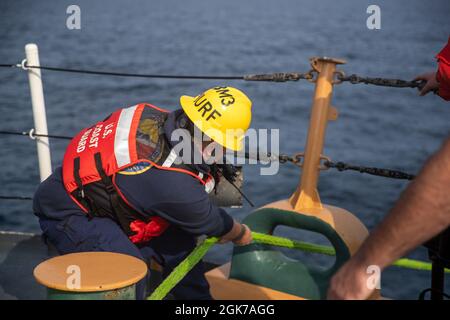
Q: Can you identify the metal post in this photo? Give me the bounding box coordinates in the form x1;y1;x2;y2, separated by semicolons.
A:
25;43;52;181
430;259;444;300
426;227;450;300
289;57;345;211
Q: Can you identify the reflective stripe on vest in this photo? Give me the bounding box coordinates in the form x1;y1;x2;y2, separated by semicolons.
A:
114;104;138;167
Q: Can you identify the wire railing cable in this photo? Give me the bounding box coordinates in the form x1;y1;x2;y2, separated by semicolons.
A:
0;195;33;201
27;65;245;80
1;129;417;182
0;62;427;88
0;64;17;68
0;130;416;181
0;131;415;205
1;63;313;82
0;130;72;140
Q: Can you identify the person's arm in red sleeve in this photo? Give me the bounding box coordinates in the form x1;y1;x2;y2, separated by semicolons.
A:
435;37;450;100
414;37;450;100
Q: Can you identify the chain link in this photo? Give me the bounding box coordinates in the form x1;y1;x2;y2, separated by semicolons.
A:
304;69;318;83
243;71;316;82
276;153;304;167
336;72;426;90
324;160;415;180
246;151;415;180
333;70;346;84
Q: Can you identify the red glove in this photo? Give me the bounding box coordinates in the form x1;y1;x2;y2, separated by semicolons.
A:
129;216;169;244
436;37;450;101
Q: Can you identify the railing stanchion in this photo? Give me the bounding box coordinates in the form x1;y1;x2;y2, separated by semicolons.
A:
25;43;52;181
289;57;345;211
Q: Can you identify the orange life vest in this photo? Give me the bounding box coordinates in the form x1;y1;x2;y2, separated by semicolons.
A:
62;103;214;244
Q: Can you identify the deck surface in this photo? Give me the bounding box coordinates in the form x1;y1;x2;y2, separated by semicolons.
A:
0;231;55;299
0;231;217;300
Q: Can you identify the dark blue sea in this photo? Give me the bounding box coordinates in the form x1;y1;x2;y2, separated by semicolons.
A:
0;0;449;299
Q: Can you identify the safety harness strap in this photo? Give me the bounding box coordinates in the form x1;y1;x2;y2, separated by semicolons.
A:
73;157;84;198
73;157;98;219
93;152;134;235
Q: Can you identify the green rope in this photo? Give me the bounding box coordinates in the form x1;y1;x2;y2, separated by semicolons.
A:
147;232;449;300
251;232;336;255
148;237;219;300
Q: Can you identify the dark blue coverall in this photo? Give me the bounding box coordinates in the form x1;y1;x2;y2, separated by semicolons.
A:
33;109;234;300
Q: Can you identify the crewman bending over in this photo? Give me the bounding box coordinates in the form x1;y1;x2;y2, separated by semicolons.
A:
33;86;253;299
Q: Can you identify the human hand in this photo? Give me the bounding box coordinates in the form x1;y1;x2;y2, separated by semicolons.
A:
232;224;252;246
327;259;377;300
414;71;439;96
218;221;252;246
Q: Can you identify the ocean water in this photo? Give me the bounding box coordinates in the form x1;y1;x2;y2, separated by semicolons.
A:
0;0;449;299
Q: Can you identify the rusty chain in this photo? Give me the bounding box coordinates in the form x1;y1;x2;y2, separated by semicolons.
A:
323;160;415;180
243;70;317;82
243;151;415;180
334;72;427;90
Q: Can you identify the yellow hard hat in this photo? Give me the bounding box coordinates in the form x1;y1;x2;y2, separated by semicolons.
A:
180;86;252;151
